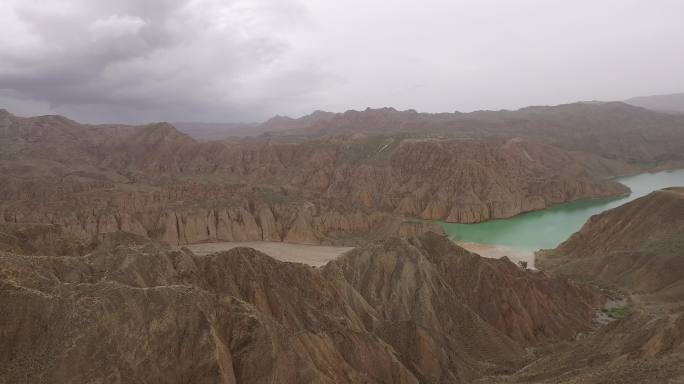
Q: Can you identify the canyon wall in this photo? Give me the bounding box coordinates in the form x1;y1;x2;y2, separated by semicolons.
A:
0;108;647;245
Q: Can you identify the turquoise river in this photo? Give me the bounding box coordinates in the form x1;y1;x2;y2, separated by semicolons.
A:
440;169;684;252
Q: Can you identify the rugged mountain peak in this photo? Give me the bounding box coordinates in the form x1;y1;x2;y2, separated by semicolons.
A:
326;232;603;345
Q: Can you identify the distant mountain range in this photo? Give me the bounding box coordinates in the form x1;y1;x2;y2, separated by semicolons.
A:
173;110;336;140
625;92;684;114
174;96;684;141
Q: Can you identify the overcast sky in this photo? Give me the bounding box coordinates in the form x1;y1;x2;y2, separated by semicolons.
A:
1;0;683;123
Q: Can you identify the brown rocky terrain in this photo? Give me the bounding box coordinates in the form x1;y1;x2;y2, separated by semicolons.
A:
479;187;684;383
2;105;663;247
324;233;603;347
538;187;684;299
246;102;684;168
3;197;684;383
0;223;86;256
0;230;606;383
477;307;684;384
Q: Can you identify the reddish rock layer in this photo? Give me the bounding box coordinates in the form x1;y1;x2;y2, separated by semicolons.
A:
0;108;640;245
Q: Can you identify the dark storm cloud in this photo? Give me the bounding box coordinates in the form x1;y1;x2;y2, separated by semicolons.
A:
1;0;684;123
0;0;330;122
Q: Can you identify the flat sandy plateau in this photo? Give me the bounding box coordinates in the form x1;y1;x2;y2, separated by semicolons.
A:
455;241;536;269
185;241;354;267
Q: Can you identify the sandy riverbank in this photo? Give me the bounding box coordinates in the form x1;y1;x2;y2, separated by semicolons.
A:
185;241;354;267
454;241;536;269
186;239;535;269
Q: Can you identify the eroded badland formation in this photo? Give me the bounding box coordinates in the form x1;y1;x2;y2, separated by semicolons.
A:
2;102;684;383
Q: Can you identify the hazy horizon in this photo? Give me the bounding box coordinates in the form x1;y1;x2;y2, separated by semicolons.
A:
3;98;668;126
1;0;683;124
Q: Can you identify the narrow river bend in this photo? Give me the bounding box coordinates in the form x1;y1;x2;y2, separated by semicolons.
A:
441;169;684;252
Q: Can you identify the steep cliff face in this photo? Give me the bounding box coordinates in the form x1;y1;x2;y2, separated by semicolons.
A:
0;186;445;246
0;230;606;383
0;108;641;245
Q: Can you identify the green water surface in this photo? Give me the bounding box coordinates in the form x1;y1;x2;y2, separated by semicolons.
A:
440;169;684;251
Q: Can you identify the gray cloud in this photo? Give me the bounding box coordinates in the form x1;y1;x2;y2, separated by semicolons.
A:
1;0;683;123
0;0;330;122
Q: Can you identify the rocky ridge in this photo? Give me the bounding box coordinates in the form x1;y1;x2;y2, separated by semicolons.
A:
237;102;684;168
0;230;603;383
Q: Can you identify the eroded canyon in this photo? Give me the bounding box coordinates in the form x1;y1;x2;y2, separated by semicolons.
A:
2;103;684;383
